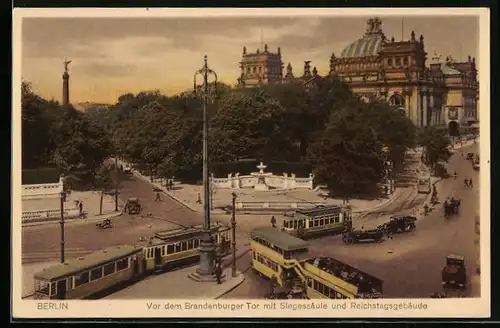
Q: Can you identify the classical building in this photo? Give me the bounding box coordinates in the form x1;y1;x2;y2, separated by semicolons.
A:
237;17;479;132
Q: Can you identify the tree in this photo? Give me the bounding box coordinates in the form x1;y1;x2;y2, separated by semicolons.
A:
362;101;417;168
307;103;384;197
210;90;295;163
418;126;452;175
51;107;112;190
94;166;114;215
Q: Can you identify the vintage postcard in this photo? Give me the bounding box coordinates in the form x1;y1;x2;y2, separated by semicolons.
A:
12;7;490;319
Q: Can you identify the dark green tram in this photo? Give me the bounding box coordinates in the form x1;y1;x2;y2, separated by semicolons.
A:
33;223;232;300
33;245;144;300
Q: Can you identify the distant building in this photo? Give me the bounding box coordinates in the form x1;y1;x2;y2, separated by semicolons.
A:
236;17;479;132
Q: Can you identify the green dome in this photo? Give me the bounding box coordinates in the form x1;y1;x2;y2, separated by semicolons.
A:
340;35;384;58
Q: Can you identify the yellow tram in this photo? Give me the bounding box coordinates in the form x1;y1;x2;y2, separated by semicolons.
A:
282;205;352;239
33;223;232;300
250;227;383;299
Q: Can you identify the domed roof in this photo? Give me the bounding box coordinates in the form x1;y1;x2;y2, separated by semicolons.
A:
339;17;385;58
340;35;384;58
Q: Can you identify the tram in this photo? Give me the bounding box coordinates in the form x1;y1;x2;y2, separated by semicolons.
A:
33;223;232;300
281;205;352;239
417;174;432;194
249;227;384;299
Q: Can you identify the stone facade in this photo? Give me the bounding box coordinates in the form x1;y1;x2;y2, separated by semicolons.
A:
237;17;479;131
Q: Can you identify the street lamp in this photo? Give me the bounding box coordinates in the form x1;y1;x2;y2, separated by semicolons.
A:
114;156;119;212
59;191;66;263
231;192;237;278
191;55;218;280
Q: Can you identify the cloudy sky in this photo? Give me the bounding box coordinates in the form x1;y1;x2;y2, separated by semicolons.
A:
20;13;480;104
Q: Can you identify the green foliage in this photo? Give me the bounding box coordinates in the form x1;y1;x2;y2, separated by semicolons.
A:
21;82;112;190
94;165;114;191
417;126;452;173
306;102;384;197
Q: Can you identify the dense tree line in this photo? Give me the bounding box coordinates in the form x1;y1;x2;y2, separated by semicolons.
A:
97;77;422;196
24;75;452;197
22;81;112;190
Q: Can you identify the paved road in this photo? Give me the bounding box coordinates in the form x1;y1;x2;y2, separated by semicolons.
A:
21;171;206;262
223;144;480;299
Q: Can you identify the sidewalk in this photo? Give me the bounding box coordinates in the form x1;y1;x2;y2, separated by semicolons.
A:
22;190;121;227
22;211;123;228
104;266;245;300
127;160;404;216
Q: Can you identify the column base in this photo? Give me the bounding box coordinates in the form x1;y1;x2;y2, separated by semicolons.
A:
188;271;226;283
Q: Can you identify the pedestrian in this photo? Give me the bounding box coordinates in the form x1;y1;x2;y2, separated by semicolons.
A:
214;265;223;285
424;204;429;216
271;216;277;228
469;178;473;188
196;193;202;204
464;178;469;187
155;192;161;202
384;185;389;195
169;179;174;190
453;171;457;179
79;201;83;214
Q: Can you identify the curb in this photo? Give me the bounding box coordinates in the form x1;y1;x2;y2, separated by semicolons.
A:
352;187;406;215
22;211;123;228
214;273;246;300
130;170;197;213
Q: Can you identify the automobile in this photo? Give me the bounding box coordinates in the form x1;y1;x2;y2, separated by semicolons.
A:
466;153;474;161
342;228;385;245
442;254;467;289
472;159;480;170
444;198;461;217
124;197;142;215
380;215;417;234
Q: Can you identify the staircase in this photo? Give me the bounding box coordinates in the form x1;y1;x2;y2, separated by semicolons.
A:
394;149;426;188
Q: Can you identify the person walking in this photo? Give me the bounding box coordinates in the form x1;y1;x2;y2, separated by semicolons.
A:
79;201;83;215
424;204;429;216
469;178;473;188
155;191;161;202
214;264;223;285
196;193;202;204
271;216;277;228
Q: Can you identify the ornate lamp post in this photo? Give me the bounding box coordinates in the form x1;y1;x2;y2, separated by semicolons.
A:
190;55;218;281
114;156;119;212
59;191;66;263
231;192;237;278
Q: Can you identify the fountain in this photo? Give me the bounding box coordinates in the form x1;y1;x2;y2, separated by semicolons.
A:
250;162;273;191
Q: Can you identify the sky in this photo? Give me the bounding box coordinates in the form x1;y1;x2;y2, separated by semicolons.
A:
20;13;480;104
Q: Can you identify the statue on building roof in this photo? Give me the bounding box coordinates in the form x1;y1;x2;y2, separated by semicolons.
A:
432;51;442;63
411;30;416;41
243;46;246;54
391;36;395;43
264;44;268;52
365;17;383;35
419;34;424;43
63;59;72;72
287;63;293;73
313;67;318;76
278;47;281;55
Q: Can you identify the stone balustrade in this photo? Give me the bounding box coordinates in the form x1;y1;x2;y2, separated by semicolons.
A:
22;207;81;223
211;172;314;191
22;178;64;200
233;201;325;211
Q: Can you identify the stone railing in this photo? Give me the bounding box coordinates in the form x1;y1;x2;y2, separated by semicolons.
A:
232;201;325;212
211;172;314;191
22;178;64;200
22;207;81;223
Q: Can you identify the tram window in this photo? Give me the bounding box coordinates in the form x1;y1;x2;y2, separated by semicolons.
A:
319;219;324;226
166;244;174;254
283;251;291;259
74;271;90;287
36;280;50;295
283;221;288;228
103;262;115;276
188;240;193;249
334;214;340;223
194;239;200;248
90;267;103;281
175;243;182;253
252;251;256;260
116;258;129;271
50;282;56;296
66;277;74;290
314;220;319;227
313;280;319;291
161;246;166;256
307;279;312;287
181;242;187;252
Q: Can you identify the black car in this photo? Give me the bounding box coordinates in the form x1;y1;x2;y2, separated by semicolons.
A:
342;228;385;244
379;215;417;234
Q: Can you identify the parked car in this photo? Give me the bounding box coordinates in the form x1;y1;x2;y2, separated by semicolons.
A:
380;215;417;234
342;228;385;244
442;254;467;289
